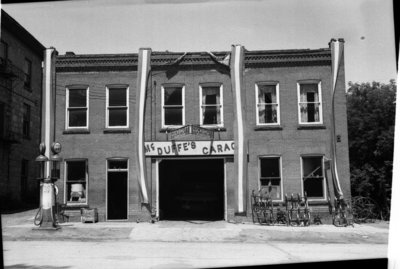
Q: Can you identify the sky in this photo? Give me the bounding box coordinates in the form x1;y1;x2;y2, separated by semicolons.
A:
1;0;397;85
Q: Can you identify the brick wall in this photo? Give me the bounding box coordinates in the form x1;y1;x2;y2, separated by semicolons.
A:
55;50;351;222
0;28;43;204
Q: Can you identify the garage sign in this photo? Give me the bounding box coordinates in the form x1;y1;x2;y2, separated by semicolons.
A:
144;140;235;156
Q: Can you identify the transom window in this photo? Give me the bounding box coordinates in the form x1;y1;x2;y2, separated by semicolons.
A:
301;156;325;200
162;85;185;127
298;82;322;124
106;86;129;128
200;84;223;126
66;87;89;129
65;159;88;204
259;157;282;200
256;83;280;125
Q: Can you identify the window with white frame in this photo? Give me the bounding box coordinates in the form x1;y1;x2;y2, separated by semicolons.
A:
200;84;223;126
298;82;322;124
162;85;184;127
106;86;129;128
65;159;88;204
66;87;88;129
301;156;325;199
256;83;279;125
259;157;282;200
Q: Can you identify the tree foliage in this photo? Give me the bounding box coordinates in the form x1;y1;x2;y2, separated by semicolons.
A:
347;80;396;219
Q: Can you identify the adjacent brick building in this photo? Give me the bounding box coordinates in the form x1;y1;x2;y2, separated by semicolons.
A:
54;41;350;222
0;10;45;206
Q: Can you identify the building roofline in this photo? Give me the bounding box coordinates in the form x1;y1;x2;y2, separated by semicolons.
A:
56;47;331;72
1;9;46;58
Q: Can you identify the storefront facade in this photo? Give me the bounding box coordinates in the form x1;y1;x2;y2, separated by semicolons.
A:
53;40;350;222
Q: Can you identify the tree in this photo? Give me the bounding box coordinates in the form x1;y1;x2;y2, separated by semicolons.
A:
347;80;396;220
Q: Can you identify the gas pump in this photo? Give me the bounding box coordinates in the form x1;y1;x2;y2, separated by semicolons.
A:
34;142;62;230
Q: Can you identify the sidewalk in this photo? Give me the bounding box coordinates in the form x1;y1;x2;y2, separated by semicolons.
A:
1;208;390;244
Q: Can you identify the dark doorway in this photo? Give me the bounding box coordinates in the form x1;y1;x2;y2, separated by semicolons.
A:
107;160;128;220
159;159;224;220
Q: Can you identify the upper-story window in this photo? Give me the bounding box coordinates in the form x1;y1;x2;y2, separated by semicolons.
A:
0;41;8;61
297;82;323;124
24;58;32;90
22;103;31;138
256;83;280;125
106;86;129;128
162;85;185;128
66;87;89;129
200;84;223;127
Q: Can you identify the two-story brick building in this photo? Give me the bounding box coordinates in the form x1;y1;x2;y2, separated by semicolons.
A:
52;40;350;222
0;10;45;206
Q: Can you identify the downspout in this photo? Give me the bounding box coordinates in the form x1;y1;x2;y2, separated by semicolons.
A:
329;39;345;200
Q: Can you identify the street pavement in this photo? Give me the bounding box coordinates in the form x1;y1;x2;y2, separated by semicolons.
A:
1;209;389;269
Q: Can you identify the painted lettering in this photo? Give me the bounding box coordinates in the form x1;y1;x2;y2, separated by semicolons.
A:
217;144;223;153
210;146;217;154
202;147;208;155
224;143;230;152
191;142;196;149
157;148;163;155
164;146;171;154
145;144;152;153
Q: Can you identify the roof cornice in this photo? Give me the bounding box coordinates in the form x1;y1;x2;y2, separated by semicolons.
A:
56;48;332;72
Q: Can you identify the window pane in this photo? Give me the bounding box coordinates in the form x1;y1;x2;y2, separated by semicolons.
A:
202;87;220;105
164;87;182;105
69;109;87;127
67;161;86;181
303;157;323;177
300;103;320;123
165;108;182;125
67;182;86;202
258;85;276;104
69;89;87;107
304;177;324;197
109;88;126;106
23;104;30;136
109;108;127;126
260;158;280;178
300;84;318;102
258;104;278;124
1;41;8;60
108;160;128;169
202;106;221;125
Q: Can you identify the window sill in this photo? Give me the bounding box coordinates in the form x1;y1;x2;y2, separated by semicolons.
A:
200;126;226;132
63;129;90;134
160;127;226;133
103;128;131;134
159;127;183;132
307;200;329;206
64;204;89;209
254;126;283;131
297;125;326;130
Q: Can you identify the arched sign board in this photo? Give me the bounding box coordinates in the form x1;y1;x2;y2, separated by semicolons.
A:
144;140;235;156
